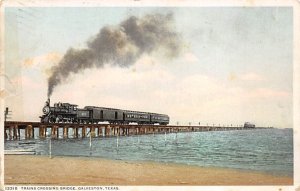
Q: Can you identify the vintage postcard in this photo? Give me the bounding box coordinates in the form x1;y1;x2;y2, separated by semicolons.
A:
0;0;299;190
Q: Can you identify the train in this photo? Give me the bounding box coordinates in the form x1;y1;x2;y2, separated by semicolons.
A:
40;99;169;125
244;122;255;128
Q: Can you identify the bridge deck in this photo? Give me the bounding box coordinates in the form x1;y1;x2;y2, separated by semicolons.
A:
4;121;252;140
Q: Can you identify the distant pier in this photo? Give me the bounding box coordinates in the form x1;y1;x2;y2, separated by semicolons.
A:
4;121;260;140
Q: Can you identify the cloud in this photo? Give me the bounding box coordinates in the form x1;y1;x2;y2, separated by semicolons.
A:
246;88;290;99
46;64;291;127
182;52;199;63
15;54;292;128
22;52;63;76
239;72;265;81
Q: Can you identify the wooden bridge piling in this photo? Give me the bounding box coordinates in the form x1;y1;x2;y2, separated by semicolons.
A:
25;125;34;139
91;126;96;137
82;126;86;138
9;126;13;140
106;127;110;136
97;127;101;137
5;129;8;140
40;125;46;138
13;125;17;139
63;126;68;138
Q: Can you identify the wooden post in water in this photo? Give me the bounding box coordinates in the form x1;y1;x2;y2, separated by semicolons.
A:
26;125;30;139
106;126;110;136
75;127;78;138
39;126;42;137
24;126;28;139
98;127;101;137
55;126;59;138
29;125;32;139
31;126;35;139
51;126;55;138
63;126;68;138
55;126;59;139
103;127;106;137
72;127;75;138
43;127;47;137
4;128;8;140
82;126;86;138
26;125;33;139
91;126;95;137
17;127;20;139
9;126;13;140
39;126;43;138
13;125;18;140
43;126;48;137
44;126;47;137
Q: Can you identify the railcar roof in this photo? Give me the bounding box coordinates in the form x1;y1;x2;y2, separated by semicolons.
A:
54;102;78;107
84;106;168;116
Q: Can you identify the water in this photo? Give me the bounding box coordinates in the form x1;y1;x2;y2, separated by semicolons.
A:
5;128;293;177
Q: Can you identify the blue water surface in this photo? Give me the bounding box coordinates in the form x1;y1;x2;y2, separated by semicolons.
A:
5;128;293;177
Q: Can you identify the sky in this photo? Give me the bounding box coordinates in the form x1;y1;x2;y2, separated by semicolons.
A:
2;7;293;128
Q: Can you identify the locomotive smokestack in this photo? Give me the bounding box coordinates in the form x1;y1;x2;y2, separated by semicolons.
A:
47;12;182;97
45;98;50;106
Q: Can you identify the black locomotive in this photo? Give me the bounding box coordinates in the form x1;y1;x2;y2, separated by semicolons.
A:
40;99;169;125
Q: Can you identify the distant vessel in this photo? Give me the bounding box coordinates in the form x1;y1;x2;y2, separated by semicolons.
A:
244;122;255;128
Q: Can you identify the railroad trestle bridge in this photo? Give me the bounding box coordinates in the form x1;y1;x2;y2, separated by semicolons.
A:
4;121;247;140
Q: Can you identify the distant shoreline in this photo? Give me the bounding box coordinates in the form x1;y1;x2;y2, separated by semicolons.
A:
4;155;293;185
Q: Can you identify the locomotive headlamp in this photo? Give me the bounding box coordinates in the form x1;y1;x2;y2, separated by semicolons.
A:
43;106;50;114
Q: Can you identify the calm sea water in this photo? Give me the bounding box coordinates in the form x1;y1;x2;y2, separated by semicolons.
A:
5;128;293;177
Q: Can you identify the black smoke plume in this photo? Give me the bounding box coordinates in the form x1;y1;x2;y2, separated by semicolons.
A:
47;13;182;97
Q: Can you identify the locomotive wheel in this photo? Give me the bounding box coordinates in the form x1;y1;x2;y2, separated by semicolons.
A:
49;117;55;123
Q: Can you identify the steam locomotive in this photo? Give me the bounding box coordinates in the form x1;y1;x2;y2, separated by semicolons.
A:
40;99;169;125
